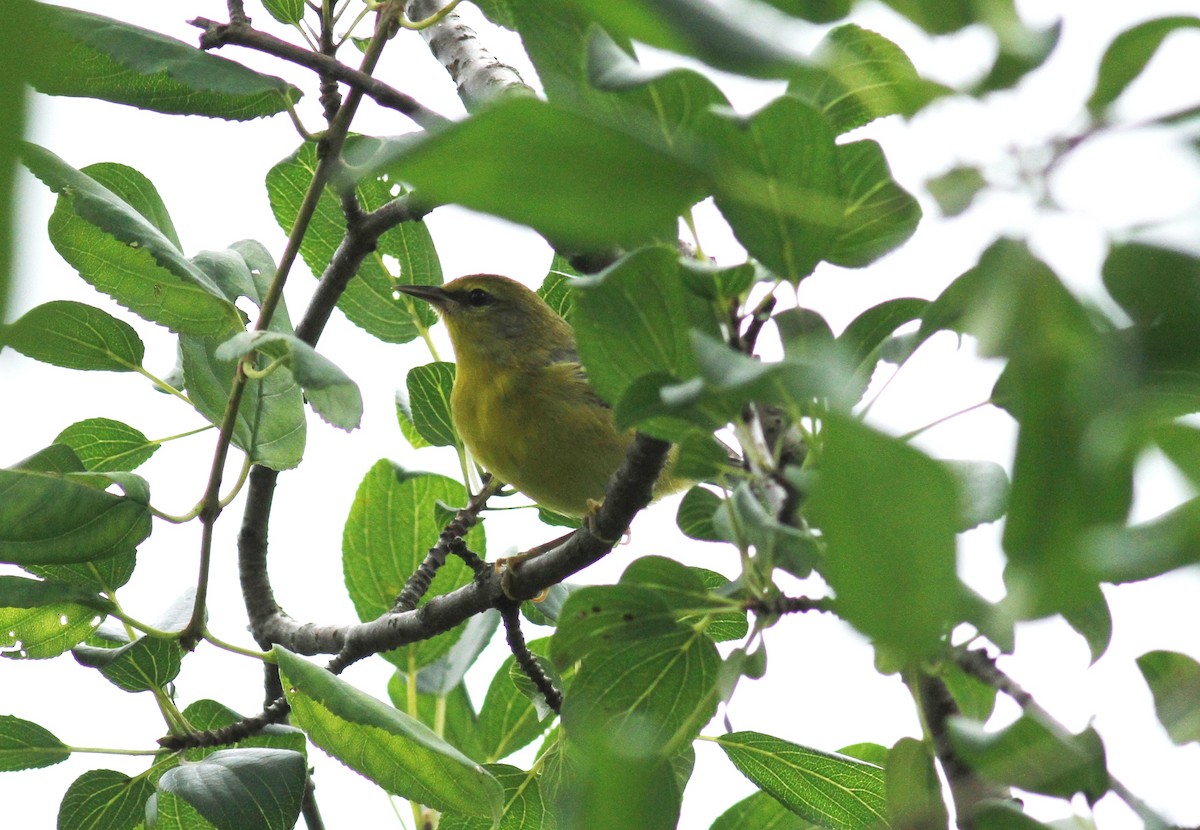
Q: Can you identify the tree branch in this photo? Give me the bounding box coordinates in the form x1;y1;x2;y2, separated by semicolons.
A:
911;671;1003;829
188;17;450;130
499;599;563;713
333;433;670;665
406;0;533;111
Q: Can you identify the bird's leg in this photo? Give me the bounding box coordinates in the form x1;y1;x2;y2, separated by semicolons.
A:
496;530;574;602
493;531;575;574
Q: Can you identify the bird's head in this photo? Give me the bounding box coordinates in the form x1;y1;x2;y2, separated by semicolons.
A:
396;274;575;368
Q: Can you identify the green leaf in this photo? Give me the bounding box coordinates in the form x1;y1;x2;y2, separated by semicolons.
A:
709;96;840;283
11;443;85;475
500;0;601;107
216;330;363;431
944;460;1009;531
22;145;244;338
807;415;959;657
679;259;758;304
27;2;301;119
1137;650;1200;745
277;648;504;820
710;789;814;830
181;334;306;470
58;768;155;830
562;625;720;756
1155;422;1200;485
149;791;217;829
266;138;442;343
1087;16;1200;116
551;585;682;667
1060;590;1112;664
787;24;948;134
886;737;948;828
971;13;1060;95
395;392;433;450
714;483;821;579
0;572;121;655
0;575;110;612
263;0;305;25
926;166;988;217
673;432;736;483
676;485;725;543
1085;500;1200;585
82;162;183;248
834;297;927;404
0;467;151;566
875;0;972;34
758;0;849;23
561;0;810;79
178;244;307;467
939;660;997;723
642;332;839;431
440;763;555;830
828;139;921;268
969;241;1136;617
73;634;183;693
538;257;580;320
473;0;516;30
586;28;732;157
477;638;559;762
54;418;160;472
416;610;502;696
152;748;306;830
947;715;1109;801
716;731;887;829
343;98;703;250
342;464;484;669
972;799;1056;830
1102;242;1200;415
406;362;460;447
544;729;683;830
0;715;70;771
2;301;144;371
571;247;722;409
388;676;485;763
620;556;747;642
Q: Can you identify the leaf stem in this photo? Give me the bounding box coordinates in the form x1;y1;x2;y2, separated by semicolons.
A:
66;745;164;757
398;0;464;30
897;399;991;442
202;627;271;661
134;365;194;408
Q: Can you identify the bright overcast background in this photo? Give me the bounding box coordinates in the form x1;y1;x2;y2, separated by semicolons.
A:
3;0;1200;828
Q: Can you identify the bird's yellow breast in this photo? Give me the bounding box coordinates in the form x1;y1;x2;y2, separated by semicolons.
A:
450;359;633;517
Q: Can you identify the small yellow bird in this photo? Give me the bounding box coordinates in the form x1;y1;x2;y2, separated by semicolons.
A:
397;274;663;518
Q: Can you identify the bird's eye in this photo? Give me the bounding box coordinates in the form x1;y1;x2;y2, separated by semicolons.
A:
466;288;492;307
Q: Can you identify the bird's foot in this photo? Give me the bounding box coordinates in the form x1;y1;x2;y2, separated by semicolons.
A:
495;531;573;601
582;498;628;546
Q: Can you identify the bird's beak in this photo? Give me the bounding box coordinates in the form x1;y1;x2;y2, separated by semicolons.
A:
395;283;452;309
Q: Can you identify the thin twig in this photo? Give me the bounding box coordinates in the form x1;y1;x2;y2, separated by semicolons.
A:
499;600;563;714
955;649;1172;829
188;17;449;130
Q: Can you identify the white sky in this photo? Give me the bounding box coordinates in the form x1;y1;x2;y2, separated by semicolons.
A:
3;1;1200;828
